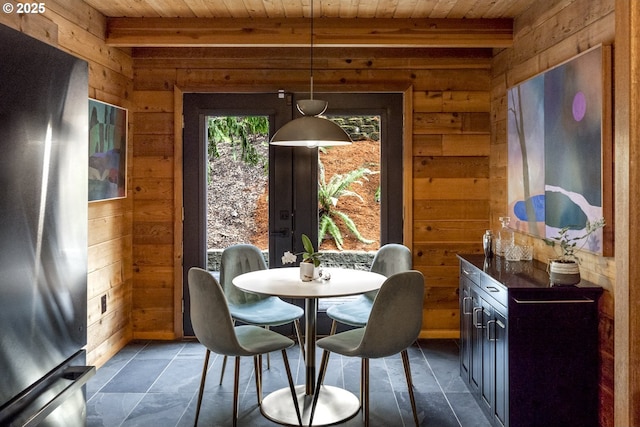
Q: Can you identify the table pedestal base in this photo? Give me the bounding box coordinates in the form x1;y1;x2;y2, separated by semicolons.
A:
261;384;360;426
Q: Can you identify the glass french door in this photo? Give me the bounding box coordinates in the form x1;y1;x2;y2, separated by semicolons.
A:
182;92;403;337
182;93;294;336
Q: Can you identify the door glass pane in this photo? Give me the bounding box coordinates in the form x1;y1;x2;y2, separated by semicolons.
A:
319;115;381;252
205;116;270;257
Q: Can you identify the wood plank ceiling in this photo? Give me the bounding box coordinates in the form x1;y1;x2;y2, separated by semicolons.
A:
83;0;534;48
83;0;532;19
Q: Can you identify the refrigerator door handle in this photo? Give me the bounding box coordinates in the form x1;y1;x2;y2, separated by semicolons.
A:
0;361;95;427
21;365;95;427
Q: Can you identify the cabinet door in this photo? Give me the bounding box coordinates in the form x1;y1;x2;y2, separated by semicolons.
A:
459;278;473;381
491;309;508;427
470;288;484;394
480;299;509;427
480;299;493;412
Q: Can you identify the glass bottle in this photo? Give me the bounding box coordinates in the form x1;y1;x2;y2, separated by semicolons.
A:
495;216;514;257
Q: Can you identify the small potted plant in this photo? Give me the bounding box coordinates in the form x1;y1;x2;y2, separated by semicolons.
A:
282;234;322;281
543;218;605;285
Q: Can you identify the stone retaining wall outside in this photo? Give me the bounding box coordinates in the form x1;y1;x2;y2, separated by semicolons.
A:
207;249;376;272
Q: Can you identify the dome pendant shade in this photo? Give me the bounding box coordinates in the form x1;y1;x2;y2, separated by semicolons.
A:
270;0;352;148
270;115;352;147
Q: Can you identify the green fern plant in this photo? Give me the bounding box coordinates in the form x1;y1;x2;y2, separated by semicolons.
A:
318;162;376;250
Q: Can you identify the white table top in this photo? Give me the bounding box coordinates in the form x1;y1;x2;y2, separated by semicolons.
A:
232;267;386;299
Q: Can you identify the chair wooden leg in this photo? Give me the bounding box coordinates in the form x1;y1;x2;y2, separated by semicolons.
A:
317;320;337;386
360;357;365;408
401;349;419;426
233;356;241;427
219;355;228;385
220;319;237;385
402;348;414;388
294;318;305;362
362;358;370;427
281;349;303;426
258;354;263;391
329;320;337;336
254;355;262;405
194;349;211;427
309;349;331;427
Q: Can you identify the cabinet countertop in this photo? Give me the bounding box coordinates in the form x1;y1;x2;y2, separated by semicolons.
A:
457;253;603;292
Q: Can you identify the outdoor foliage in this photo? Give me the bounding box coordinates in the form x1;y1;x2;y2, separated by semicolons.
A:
207;116;269;167
318;161;376;250
205;115;380;253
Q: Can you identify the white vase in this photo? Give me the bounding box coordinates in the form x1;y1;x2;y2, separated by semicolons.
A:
549;259;581;285
299;262;316;282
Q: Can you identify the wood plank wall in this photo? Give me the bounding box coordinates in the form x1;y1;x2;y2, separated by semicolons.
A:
490;0;615;425
613;1;640;425
0;0;134;368
1;2;626;420
131;46;493;339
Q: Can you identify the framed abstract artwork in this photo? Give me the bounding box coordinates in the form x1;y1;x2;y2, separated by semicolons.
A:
88;99;127;202
507;44;613;256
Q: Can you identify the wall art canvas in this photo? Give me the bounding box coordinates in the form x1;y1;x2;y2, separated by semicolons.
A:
508;73;545;237
88;99;127;201
507;45;613;256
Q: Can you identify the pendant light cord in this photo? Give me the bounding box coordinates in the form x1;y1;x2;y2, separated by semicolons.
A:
310;0;314;101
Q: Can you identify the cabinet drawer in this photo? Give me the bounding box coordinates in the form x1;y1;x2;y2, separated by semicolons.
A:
460;260;481;285
480;275;507;308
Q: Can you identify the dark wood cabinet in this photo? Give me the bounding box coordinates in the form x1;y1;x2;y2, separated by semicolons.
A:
458;254;602;427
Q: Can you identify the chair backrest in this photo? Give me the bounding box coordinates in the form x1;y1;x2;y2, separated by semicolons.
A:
219;244;267;305
357;270;424;358
364;243;412;300
188;267;244;356
370;243;412;276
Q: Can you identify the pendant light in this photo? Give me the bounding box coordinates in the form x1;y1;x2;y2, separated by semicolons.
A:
270;0;352;147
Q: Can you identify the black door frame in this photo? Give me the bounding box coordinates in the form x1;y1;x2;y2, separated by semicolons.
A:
181;91;404;337
182;93;292;336
311;92;404;245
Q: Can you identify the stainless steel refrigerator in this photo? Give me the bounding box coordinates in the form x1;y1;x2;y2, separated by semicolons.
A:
0;24;95;426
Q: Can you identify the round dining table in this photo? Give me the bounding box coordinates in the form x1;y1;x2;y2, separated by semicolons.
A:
233;266;386;426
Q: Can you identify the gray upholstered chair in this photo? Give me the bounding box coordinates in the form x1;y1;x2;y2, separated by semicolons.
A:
218;244;304;383
320;244;412;381
325;243;412;332
188;267;302;427
309;270;424;427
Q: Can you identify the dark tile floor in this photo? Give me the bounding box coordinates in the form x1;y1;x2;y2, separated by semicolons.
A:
86;339;490;427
